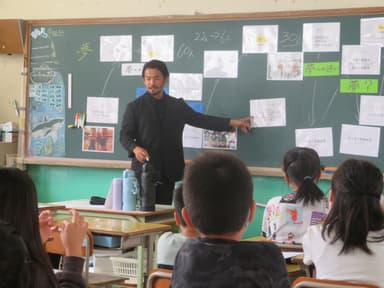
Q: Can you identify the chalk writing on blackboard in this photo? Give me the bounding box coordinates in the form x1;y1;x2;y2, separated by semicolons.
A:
101;63;119;96
280;31;300;48
47;27;65;38
176;43;194;59
308;80;318;126
76;42;93;62
206;79;220;113
193;30;231;44
321;86;339;121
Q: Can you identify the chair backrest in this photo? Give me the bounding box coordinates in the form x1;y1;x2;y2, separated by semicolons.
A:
146;268;172;288
273;241;303;252
45;230;125;287
44;229;94;256
292;277;379;288
45;230;94;283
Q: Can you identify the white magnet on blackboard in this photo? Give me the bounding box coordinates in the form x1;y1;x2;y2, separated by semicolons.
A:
68;73;72;109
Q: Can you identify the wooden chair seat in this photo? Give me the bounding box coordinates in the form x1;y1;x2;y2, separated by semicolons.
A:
292;276;379;288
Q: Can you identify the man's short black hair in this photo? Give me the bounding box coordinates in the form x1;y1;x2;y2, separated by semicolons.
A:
142;59;169;78
183;151;253;235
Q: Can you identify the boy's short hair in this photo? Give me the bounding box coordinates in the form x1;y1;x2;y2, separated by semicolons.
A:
142;59;169;78
173;185;186;226
183;151;253;235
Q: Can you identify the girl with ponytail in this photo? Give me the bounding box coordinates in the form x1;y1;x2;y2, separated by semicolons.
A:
302;159;384;286
262;147;327;244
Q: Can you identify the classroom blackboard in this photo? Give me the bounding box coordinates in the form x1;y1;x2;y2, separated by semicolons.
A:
24;8;384;172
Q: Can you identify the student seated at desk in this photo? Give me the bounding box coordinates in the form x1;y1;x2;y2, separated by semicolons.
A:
262;147;328;244
302;159;384;287
156;184;198;269
0;168;88;288
171;151;290;288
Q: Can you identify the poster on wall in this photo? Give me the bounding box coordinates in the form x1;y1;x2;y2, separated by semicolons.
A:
28;27;66;157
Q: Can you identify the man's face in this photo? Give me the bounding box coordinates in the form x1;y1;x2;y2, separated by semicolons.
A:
143;68;167;99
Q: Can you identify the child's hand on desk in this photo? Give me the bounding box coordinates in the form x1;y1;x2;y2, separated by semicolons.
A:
59;209;88;257
39;209;57;244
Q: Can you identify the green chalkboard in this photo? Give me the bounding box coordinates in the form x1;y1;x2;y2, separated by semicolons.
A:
25;8;384;170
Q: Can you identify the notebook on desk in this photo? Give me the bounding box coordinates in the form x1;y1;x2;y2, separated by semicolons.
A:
282;251;304;259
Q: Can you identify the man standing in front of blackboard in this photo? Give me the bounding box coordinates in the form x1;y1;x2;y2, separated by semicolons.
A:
120;59;250;205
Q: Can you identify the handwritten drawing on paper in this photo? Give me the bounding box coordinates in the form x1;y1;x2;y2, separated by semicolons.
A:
361;17;384;46
82;126;114;153
28;70;66;157
122;63;144;76
202;130;237;150
303;22;340;52
141;35;174;62
183;124;203;148
250;98;286;127
339;124;380;157
169;73;203;101
267;52;303;80
100;35;132;62
182;102;204;148
204;50;238;78
295;127;334;157
341;45;381;75
242;25;278;53
359;95;384;126
86;97;119;124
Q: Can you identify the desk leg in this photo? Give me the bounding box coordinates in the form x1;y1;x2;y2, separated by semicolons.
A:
147;234;159;272
137;245;144;288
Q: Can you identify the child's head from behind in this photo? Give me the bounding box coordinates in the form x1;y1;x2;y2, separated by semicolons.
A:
331;159;383;221
183;151;253;237
282;147;324;205
283;147;321;185
173;184;199;237
324;159;384;254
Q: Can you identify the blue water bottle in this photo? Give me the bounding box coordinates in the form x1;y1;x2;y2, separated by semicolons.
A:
122;169;138;211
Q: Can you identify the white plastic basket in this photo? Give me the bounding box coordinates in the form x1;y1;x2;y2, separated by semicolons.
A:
110;249;148;283
110;256;148;284
110;257;137;276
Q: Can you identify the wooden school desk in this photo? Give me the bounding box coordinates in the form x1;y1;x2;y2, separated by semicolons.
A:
42;199;175;225
55;215;171;288
244;236;309;278
38;203;66;211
